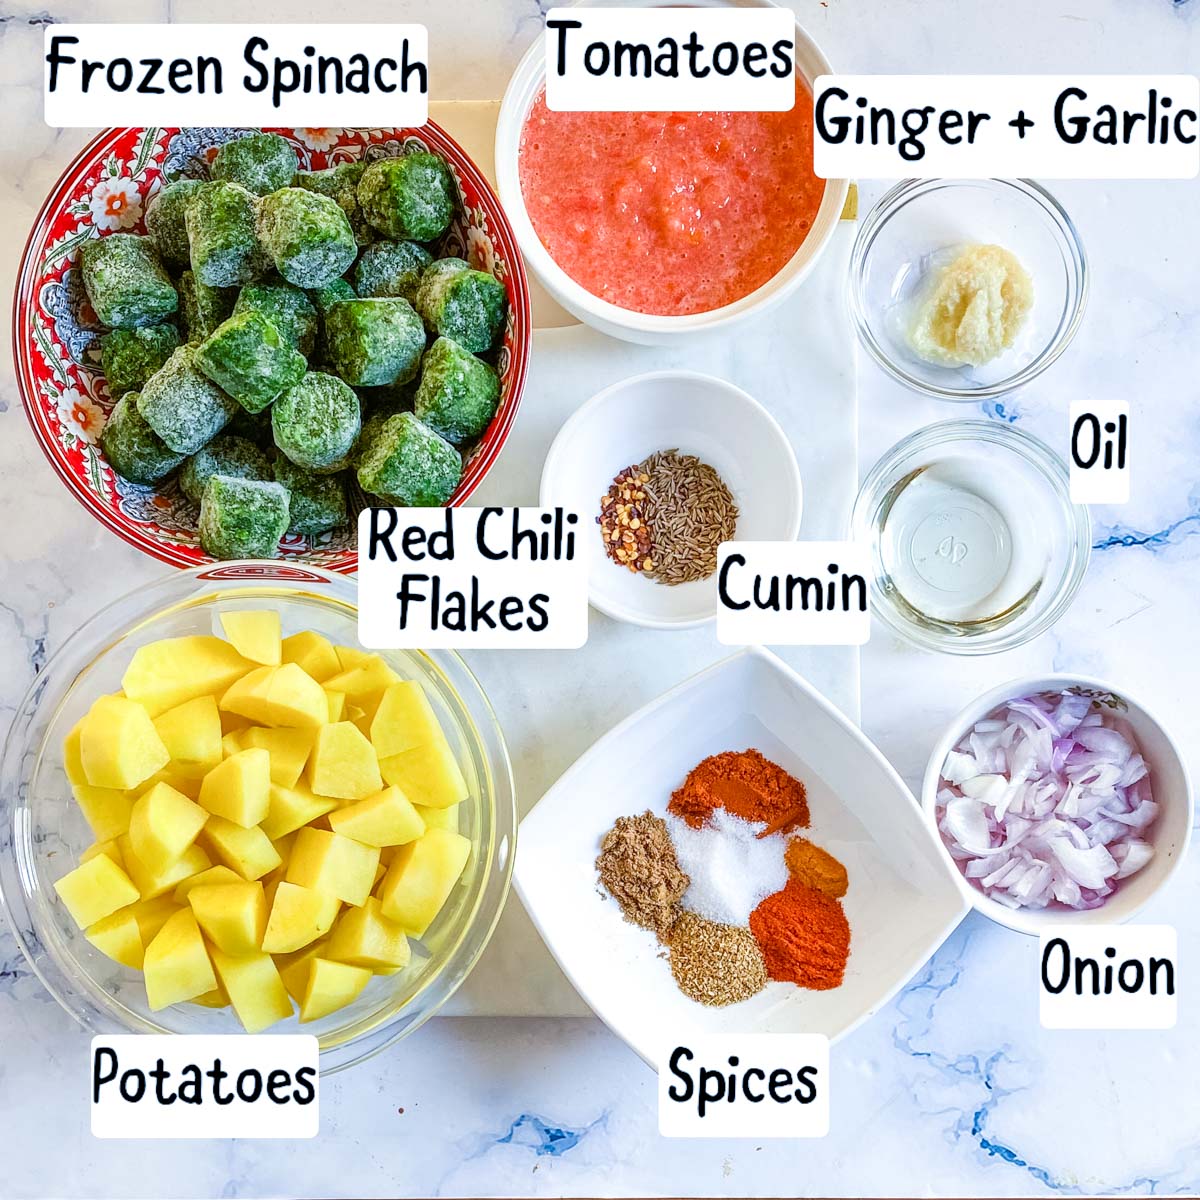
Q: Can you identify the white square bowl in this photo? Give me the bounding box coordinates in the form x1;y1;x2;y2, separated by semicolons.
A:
513;647;969;1068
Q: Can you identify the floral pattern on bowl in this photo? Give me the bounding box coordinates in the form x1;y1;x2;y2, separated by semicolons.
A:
15;125;531;572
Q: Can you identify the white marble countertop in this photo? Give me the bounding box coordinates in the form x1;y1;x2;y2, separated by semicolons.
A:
1;0;1198;1196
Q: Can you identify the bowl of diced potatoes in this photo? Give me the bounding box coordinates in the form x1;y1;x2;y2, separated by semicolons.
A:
0;561;515;1073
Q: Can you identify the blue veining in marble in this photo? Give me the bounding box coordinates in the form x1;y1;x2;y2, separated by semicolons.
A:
494;1112;598;1156
1091;504;1200;552
982;399;1022;423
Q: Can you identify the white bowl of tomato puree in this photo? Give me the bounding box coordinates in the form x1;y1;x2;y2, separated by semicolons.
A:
496;0;849;344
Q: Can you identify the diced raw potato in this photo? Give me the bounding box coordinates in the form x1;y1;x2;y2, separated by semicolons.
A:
172;865;243;903
299;957;371;1022
63;721;88;785
415;803;459;834
54;855;140;929
72;783;135;843
286;828;379;907
377;828;470;937
129;781;209;875
334;645;371;671
80;839;125;868
188;880;267;956
308;722;383;800
220;711;256;735
120;837;212;900
324;690;346;722
122;636;254;717
220;663;328;729
130;895;183;943
201;816;282;881
141;764;204;801
189;982;231;1009
327;786;424;847
85;908;145;969
260;781;338;841
264;831;297;889
261;881;340;954
241;727;316;789
275;939;327;1003
152;695;222;777
281;631;341;683
208;945;294;1032
323;656;400;704
219;610;282;666
369;680;443;759
144;909;218;1010
198;748;271;827
221;731;244;759
378;739;468;810
326;897;410;970
80;695;170;790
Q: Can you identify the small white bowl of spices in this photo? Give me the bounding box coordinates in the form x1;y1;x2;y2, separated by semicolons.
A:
540;370;803;629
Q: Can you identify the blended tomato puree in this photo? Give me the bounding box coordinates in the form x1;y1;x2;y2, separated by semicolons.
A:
518;80;824;316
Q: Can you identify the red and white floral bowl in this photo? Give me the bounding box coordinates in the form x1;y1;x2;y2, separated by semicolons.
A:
13;125;532;572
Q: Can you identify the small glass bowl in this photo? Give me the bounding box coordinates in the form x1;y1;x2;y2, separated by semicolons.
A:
851;421;1091;655
0;562;516;1074
849;179;1088;400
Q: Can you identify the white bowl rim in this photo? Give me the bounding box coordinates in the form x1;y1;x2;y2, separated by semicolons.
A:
920;672;1195;936
514;644;971;1066
538;368;804;629
495;1;851;338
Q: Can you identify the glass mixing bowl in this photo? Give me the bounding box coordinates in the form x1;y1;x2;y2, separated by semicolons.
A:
849;179;1087;400
0;562;515;1074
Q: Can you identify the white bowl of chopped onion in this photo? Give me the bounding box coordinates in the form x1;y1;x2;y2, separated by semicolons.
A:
922;675;1192;935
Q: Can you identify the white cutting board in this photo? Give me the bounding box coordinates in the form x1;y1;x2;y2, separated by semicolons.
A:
429;102;860;1015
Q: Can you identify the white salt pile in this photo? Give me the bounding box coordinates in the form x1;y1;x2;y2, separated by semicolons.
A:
666;808;789;927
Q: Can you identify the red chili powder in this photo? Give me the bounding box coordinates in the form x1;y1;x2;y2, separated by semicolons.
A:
667;749;809;833
749;879;851;990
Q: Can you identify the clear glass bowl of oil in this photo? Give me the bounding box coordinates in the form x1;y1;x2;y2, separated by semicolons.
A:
852;421;1091;654
0;562;516;1073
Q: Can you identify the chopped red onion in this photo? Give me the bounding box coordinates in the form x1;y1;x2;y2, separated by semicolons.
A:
936;690;1157;912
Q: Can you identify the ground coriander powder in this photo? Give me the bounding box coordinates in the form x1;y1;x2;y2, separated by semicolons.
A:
667;911;767;1007
596;810;689;940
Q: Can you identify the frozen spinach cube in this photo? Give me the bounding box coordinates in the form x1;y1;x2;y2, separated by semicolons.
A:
179;434;272;505
101;325;180;401
145;179;205;268
272;371;361;473
415;257;506;352
99;392;186;485
353;240;432;302
233;282;318;356
310;277;356;316
226;403;274;448
186;181;266;288
324;297;425;387
272;453;349;536
413;336;500;445
357;153;455;242
199;475;290;560
195;310;307;413
294;162;372;244
178;270;236;344
357;412;461;506
257;188;357;289
211;132;297;197
136;344;239;454
80;234;177;330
